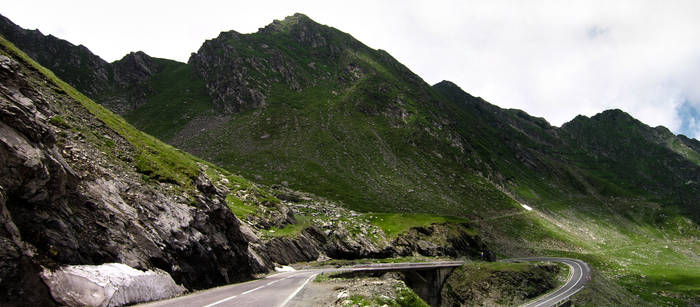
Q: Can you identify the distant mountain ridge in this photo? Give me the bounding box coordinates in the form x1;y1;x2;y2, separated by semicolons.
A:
2;12;699;305
1;12;697;221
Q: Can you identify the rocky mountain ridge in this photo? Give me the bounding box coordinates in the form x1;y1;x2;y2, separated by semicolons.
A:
0;15;163;114
1;12;699;305
0;40;267;305
0;37;489;305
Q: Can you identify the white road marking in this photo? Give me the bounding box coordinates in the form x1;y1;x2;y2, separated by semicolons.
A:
202;295;238;307
531;260;584;307
202;277;287;307
280;273;317;307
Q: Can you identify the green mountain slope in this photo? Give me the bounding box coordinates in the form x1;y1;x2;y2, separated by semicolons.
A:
1;12;699;305
175;13;519;215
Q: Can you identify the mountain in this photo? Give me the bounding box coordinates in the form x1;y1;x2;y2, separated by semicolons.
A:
0;34;492;306
0;15;192;114
433;81;700;221
0;35;267;305
1;12;699;305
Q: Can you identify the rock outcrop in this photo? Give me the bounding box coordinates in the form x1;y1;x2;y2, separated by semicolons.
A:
246;189;494;265
440;263;561;306
257;223;493;266
0;14;112;99
0;15;162;114
41;263;186;307
0;41;496;306
0;41;268;305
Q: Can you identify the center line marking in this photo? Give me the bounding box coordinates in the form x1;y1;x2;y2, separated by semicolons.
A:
203;278;284;307
202;295;238;307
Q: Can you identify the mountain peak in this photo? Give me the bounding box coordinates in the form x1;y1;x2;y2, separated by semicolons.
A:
434;80;460;89
432;80;479;103
261;13;318;33
595;108;633;120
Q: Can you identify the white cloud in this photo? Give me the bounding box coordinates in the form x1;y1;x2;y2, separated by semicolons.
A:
2;0;700;137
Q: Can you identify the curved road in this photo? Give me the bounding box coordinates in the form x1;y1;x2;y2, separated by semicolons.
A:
506;257;592;307
137;262;464;307
138;259;590;307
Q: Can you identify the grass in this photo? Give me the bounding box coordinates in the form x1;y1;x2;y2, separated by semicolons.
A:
262;215;312;238
225;194;258;219
314;271;429;307
48;115;70;128
493;198;700;306
366;213;471;238
124;58;216;141
442;261;563;306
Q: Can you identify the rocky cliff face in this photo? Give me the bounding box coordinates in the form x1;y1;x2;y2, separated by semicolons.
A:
245;187;494;266
188;13;350;113
0;38;496;305
0;15;161;114
440;262;561;306
0;40;269;305
0;14;112;98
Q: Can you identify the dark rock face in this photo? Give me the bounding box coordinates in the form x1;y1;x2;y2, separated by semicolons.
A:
0;46;268;304
392;223;495;260
256;223;492;265
102;51;159;113
0;14;161;114
441;263;561;306
188;31;278;113
187;13;363;113
0;14;112;100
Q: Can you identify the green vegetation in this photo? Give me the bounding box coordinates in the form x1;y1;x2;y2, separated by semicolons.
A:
0;36;206;188
4;13;699;306
367;213;470;237
393;285;431;307
48;115;70;128
225;194;257;218
124;58;215;140
442;261;563;306
262;215;312;238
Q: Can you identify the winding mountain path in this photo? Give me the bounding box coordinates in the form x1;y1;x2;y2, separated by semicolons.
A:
137;259;590;307
507;257;592;307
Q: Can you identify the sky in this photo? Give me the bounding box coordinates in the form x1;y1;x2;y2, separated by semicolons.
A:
3;0;700;139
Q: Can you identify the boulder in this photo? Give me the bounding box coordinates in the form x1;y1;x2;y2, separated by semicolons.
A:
41;263;186;307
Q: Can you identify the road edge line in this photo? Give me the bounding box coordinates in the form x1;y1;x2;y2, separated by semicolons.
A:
280;273;317;307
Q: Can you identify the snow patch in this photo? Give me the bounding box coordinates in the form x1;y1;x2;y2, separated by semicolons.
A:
275;265;296;272
40;263;186;307
520;203;533;211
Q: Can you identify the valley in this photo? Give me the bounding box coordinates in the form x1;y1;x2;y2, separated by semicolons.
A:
0;11;698;306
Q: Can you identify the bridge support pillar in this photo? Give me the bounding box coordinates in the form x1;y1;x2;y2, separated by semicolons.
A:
402;267;455;307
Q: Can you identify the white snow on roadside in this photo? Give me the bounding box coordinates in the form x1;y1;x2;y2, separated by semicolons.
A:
275;265;296;272
41;263;185;307
520;203;533;211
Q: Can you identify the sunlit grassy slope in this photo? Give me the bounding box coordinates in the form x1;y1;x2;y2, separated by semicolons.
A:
4;13;699;305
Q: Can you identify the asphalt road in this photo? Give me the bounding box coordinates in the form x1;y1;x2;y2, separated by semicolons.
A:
507;257;592;307
137;259;589;307
136;261;464;307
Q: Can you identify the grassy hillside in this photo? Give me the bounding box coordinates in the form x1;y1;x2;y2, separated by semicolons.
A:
123;58;215;140
2;13;698;305
170;14;522;215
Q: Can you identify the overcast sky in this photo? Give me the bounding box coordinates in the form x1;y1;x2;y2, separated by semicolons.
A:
4;0;700;139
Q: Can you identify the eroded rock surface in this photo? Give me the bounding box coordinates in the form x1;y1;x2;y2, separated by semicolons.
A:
0;42;268;305
41;263;186;307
